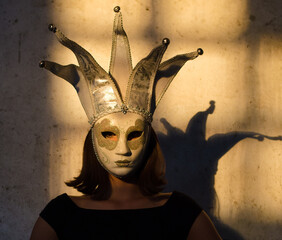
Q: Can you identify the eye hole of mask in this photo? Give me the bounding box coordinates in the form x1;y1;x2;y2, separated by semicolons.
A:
102;131;117;141
127;131;143;141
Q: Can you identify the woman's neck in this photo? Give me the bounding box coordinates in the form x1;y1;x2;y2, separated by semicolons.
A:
109;175;144;202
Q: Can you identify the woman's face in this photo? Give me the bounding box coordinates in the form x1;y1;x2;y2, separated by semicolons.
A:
92;112;151;178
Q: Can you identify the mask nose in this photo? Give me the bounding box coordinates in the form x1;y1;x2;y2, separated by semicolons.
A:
116;137;131;156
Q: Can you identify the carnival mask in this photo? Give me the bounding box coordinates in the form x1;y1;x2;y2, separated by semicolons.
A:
92;112;151;177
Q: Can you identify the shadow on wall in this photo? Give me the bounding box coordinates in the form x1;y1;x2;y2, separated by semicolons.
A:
0;1;56;238
158;101;281;240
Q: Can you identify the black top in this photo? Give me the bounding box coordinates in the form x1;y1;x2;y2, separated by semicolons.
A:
40;191;202;240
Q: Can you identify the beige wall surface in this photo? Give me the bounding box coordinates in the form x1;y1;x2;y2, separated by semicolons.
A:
0;0;281;239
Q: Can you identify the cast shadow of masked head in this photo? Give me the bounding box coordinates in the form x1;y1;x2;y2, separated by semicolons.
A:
157;101;281;239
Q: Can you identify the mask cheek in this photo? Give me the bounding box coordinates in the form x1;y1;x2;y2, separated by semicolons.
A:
96;146;111;164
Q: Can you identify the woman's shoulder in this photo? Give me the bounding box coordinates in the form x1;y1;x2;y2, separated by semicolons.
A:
40;193;75;216
42;193;71;210
169;191;201;207
165;191;202;219
38;193;75;236
149;192;172;206
44;193;91;209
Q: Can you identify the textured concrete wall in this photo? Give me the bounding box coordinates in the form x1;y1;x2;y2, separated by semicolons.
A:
1;0;281;239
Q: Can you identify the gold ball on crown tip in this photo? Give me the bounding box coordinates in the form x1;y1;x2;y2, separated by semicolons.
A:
162;38;170;45
114;6;120;13
197;48;204;55
48;24;57;33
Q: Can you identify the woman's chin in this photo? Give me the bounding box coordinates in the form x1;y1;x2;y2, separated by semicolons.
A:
109;167;135;178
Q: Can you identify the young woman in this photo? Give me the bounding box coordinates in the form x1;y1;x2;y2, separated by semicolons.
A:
31;112;221;240
31;6;222;239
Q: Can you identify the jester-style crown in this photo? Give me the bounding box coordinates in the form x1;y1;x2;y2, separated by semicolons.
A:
39;6;203;125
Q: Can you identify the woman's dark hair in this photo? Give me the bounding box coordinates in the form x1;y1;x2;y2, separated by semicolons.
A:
66;127;167;200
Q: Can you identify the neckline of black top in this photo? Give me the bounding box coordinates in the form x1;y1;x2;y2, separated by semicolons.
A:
63;191;176;212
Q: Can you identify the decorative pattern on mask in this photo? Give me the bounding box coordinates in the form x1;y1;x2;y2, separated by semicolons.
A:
94;118;120;150
126;119;146;150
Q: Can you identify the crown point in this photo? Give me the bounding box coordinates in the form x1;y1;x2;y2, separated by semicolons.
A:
114;6;120;12
39;61;45;68
162;38;170;45
48;24;57;33
197;48;204;55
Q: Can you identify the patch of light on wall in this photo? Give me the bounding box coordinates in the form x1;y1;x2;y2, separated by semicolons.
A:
158;0;249;41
